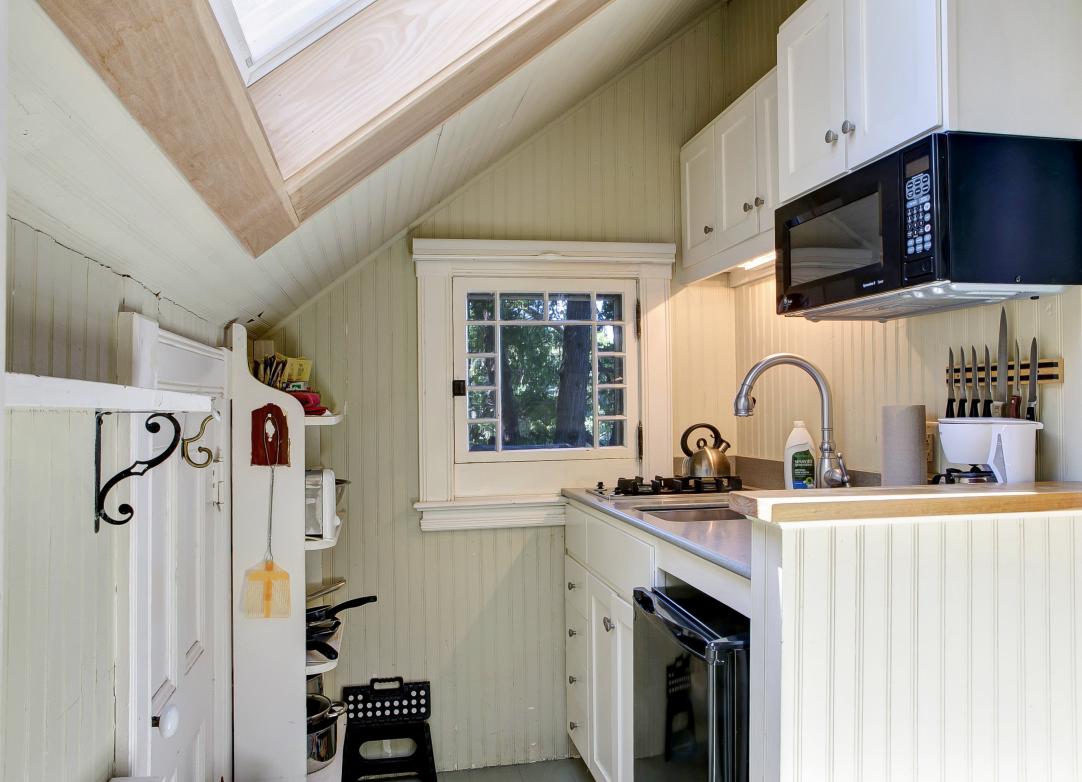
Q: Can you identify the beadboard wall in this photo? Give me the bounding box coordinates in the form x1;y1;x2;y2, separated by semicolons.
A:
730;277;1082;480
265;4;803;770
1;217;220;781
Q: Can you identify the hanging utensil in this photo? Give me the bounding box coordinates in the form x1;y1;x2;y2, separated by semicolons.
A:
241;412;291;619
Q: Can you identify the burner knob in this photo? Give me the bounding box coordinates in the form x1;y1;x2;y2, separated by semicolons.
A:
596;481;605;492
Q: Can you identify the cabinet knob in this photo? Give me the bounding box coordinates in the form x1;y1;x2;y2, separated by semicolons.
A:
569;722;580;731
703;225;714;235
602;616;615;633
152;704;180;739
567;581;578;591
568;628;578;638
841;119;856;135
824;129;839;144
754;196;765;208
742;201;753;213
568;675;577;685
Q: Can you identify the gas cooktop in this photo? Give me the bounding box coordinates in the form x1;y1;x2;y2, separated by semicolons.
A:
589;475;742;500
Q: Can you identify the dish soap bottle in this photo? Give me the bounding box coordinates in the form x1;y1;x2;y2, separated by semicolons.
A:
784;421;817;489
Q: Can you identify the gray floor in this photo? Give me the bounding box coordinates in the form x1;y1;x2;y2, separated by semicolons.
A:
401;758;592;781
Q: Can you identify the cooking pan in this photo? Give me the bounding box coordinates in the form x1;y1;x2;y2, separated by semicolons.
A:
306;638;339;661
306;618;340;643
305;595;376;623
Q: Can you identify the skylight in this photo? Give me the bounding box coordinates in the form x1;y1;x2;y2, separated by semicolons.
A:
211;0;379;84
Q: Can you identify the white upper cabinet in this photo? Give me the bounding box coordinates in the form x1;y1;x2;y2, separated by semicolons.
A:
777;0;846;203
679;68;779;282
714;90;759;251
843;0;941;168
680;126;719;268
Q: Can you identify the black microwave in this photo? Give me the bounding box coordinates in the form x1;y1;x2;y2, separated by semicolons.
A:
775;132;1082;320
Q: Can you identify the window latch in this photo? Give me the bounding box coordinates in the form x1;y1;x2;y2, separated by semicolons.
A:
452;380;467;397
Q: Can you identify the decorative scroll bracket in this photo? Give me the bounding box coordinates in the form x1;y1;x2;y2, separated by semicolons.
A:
95;411;183;532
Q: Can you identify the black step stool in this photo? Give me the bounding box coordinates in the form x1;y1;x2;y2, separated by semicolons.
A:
341;677;436;782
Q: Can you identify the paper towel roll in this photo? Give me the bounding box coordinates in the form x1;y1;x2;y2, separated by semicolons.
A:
881;404;927;486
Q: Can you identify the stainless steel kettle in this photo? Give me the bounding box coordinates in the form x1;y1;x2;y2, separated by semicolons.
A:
679;423;732;478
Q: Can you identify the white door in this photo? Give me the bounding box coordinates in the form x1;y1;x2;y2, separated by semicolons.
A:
588;575;634;782
139;408;224;781
777;0;847;202
754;69;779;233
843;0;941;168
680;125;719;269
714;90;759;253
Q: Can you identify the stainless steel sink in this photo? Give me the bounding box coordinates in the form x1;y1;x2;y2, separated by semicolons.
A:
636;507;746;523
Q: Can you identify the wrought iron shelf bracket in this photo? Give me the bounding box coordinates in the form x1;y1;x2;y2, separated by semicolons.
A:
95;411;183;532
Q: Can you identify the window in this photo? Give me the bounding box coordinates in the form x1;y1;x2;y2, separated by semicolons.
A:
210;0;379;84
452;278;639;463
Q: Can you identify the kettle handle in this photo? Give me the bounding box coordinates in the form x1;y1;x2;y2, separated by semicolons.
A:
680;423;723;456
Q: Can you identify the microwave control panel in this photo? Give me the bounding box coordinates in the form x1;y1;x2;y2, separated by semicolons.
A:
903;151;935;280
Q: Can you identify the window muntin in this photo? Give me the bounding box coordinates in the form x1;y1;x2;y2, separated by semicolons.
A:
454;278;638;463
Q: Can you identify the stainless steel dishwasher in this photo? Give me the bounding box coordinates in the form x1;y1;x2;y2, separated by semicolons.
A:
632;585;748;782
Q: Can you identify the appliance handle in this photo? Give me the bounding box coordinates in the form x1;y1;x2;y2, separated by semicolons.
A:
633;587;714;663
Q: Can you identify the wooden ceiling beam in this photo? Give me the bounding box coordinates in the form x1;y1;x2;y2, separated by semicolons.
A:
38;0;299;256
249;0;613;222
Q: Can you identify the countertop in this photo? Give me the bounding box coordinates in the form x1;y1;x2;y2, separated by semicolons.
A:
562;488;751;579
729;481;1082;523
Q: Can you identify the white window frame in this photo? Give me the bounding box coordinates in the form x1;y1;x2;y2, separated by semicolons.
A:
414;239;675;531
452;277;639;464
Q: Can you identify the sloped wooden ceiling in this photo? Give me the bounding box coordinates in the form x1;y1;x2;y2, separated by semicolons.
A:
9;0;716;329
37;0;614;254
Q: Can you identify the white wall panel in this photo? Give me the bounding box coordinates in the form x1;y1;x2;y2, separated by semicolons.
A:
730;277;1082;480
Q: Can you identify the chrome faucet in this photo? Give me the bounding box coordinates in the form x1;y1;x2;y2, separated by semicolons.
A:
733;353;850;488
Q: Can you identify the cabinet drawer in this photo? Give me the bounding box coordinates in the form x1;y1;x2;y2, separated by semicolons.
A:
565;503;588;561
587;515;654;599
567;686;589;761
564;555;588;618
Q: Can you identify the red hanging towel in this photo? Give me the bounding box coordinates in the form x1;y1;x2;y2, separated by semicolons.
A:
251;403;290;466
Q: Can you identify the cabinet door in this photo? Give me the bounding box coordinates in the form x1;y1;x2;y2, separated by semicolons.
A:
754;69;779;234
844;0;940;168
680;126;719;268
588;575;634;782
777;0;846;202
714;91;759;252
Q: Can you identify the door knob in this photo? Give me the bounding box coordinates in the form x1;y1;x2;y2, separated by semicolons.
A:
841;119;856;134
602;617;615;633
754;196;765;207
152;704;180;739
824;129;839;143
703;225;714;234
742;201;753;213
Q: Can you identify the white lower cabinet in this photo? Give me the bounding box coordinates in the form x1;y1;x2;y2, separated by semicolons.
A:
587;574;634;782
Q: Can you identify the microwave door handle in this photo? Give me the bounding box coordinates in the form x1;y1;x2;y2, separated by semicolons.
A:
633;589;712;661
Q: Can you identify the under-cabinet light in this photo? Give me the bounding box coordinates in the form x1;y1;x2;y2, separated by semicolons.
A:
741;251;776;271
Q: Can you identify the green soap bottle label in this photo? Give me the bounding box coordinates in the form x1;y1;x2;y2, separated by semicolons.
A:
792;449;815;489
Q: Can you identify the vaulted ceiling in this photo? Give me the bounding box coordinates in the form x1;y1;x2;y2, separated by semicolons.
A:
8;0;716;331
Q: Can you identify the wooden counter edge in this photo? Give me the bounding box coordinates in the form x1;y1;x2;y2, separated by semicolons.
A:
729;482;1082;523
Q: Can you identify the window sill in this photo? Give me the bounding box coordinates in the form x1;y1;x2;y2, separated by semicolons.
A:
415;494;567;532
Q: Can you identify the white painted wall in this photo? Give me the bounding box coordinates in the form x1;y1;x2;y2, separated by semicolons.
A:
730;277;1082;480
1;218;220;780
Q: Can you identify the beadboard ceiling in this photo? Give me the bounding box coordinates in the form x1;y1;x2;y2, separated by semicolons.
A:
8;0;715;333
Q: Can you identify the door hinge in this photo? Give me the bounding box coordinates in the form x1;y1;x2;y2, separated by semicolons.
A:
637;422;643;461
452;380;466;397
635;299;642;339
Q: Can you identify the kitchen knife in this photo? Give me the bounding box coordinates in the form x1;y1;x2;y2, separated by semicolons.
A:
946;348;956;417
1009;339;1023;418
970;346;980;416
996;307;1009;416
982;345;993;417
957;347;968;417
1027;337;1038;421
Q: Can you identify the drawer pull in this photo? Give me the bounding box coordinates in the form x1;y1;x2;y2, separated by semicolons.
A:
602;616;614;633
569;721;580;731
824;129;839;143
703;225;714;234
568;628;578;638
568;675;577;685
754;196;765;207
742;201;753;213
567;581;578;591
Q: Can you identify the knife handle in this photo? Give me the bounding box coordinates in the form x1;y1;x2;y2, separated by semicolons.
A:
969;398;980;417
1009;395;1022;418
982;399;993;417
957;396;966;417
946;398;955;417
1026;405;1036;422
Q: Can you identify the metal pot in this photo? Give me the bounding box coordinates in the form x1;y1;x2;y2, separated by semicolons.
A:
307;701;346;773
679;423;732;478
